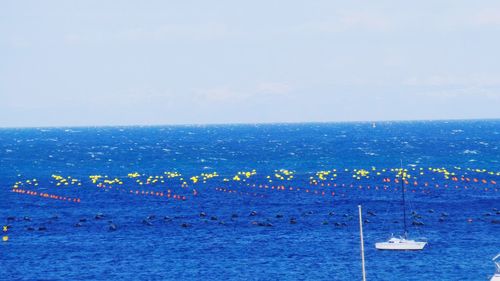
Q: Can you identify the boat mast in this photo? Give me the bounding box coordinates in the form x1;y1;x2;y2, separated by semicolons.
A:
358;205;367;281
400;161;408;239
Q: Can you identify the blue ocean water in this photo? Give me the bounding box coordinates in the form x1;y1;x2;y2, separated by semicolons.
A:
0;120;499;280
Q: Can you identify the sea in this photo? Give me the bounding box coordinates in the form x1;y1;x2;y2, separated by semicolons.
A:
0;120;499;281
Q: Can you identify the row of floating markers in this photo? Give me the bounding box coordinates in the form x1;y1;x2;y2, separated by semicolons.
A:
90;174;193;188
13;177;497;194
448;177;497;184
216;182;498;197
214;187;266;198
95;183;188;201
213;184;334;198
382;178;498;187
337;183;498;192
126;189;187;200
88;172;193;199
12;166;498;189
307;177;498;188
383;177;497;185
10;168;499;197
251;184;334;197
11;188;81;203
306;167;500;182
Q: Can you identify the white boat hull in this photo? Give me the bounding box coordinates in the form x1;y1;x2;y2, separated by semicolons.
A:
375;238;427;251
492;253;500;281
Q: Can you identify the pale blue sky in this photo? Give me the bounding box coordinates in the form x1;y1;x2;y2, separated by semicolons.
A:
1;1;500;127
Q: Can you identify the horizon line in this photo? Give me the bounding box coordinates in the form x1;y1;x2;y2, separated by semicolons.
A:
0;117;499;130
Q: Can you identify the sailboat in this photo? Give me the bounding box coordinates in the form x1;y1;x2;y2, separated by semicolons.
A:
491;254;500;281
375;165;427;251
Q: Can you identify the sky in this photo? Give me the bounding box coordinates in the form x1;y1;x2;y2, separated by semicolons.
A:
1;1;500;127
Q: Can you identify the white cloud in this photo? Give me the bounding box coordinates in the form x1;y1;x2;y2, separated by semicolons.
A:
60;23;230;46
256;82;292;96
404;74;500;87
417;87;499;101
194;82;293;103
64;34;85;45
403;73;500;103
472;9;500;26
437;7;500;29
296;10;390;33
194;87;246;103
116;23;230;41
